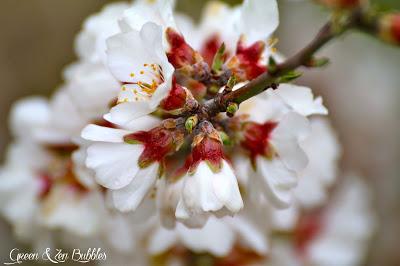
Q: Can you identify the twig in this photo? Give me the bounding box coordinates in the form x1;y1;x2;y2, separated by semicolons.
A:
200;8;368;118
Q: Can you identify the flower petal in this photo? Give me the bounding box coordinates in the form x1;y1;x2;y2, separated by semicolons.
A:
104;102;154;126
275;84;328;116
255;156;297;208
81;124;130;143
239;0;279;44
86;142;143;189
212;160;243;213
182;161;224;213
177;217;235;256
112;163;159;212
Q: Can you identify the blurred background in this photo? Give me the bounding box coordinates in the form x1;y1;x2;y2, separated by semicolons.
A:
0;0;399;265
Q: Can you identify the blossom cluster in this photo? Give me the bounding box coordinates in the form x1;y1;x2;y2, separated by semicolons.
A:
0;0;375;265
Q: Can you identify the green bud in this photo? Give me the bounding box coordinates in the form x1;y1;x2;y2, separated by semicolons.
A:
185;115;198;133
226;102;239;117
208;84;220;94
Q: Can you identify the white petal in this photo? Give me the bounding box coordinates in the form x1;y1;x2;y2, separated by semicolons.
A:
71;148;97;189
104;102;154;126
225;216;269;254
124;115;161;132
112;163;159;212
107;22;173;84
182;162;224;213
147;226;178;255
177;217;236;257
75;2;129;63
64;62;119;118
255;157;297;208
275;84;328;116
238;89;290;123
86;142;143;189
271;112;310;171
175;200;210;228
120;0;176;34
212;160;243;213
239;0;279;44
39;187;102;236
295;118;341;208
175;198;191;220
10;97;50;139
81;124;130;143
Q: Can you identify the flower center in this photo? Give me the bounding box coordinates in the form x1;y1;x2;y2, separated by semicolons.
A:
241;121;277;163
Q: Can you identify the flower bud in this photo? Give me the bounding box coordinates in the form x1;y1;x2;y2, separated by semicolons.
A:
185;115;198;134
226;102;239;117
124;124;185;168
160;78;193;115
166;28;201;68
379;13;400;45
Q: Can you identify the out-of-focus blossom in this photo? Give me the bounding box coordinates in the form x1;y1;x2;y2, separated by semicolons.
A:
236;84;327;208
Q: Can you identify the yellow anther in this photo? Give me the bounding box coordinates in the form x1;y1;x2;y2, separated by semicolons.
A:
268;37;279;47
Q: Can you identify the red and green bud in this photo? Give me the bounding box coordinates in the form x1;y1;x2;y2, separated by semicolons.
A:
200;34;229;67
240;121;278;164
123;121;185;168
179;121;226;174
160;77;191;114
379;13;400;45
227;38;267;81
166;28;201;68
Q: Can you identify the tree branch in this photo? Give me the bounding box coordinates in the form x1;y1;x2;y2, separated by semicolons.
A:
200;8;368;118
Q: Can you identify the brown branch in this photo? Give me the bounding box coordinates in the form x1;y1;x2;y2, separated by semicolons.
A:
200;8;368;119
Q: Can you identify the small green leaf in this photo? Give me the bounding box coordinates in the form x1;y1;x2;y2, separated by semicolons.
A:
278;70;302;83
226;75;237;91
219;131;233;146
211;43;226;72
306;57;330;68
268;56;277;73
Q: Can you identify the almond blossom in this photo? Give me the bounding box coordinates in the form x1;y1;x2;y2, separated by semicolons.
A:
104;22;175;125
175;121;243;227
81;120;181;212
236;84;327;208
0;0;383;265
